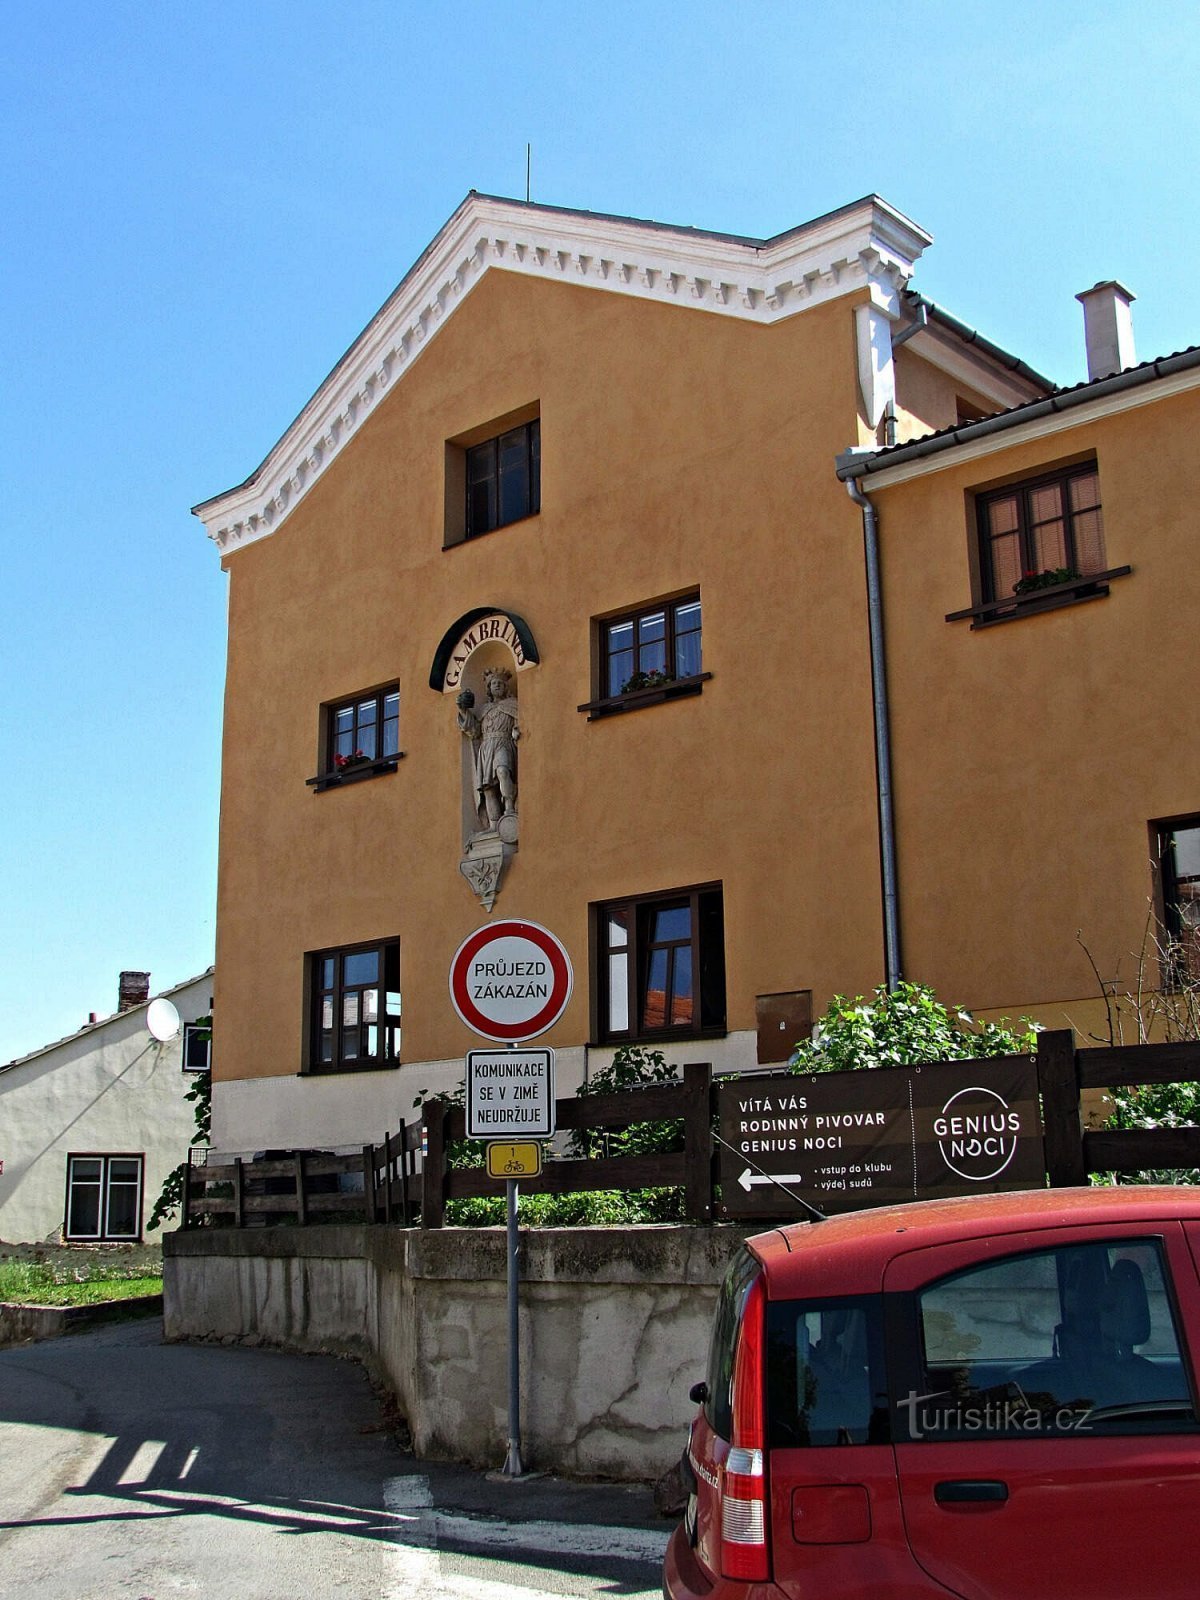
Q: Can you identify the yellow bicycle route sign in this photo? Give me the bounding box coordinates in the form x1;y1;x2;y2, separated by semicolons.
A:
486;1141;543;1179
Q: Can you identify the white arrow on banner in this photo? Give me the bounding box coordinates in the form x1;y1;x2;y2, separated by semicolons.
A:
738;1168;804;1192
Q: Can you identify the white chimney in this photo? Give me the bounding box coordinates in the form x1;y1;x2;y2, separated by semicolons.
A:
1076;281;1136;381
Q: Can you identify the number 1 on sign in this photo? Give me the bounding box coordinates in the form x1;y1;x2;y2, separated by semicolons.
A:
486;1141;543;1179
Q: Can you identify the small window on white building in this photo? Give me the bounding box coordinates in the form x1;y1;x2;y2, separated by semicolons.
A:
65;1154;144;1241
183;1020;212;1073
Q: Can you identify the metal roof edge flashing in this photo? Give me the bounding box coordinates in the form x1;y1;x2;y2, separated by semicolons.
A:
903;290;1055;392
836;345;1200;480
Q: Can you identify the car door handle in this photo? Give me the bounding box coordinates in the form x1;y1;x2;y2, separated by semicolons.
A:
934;1479;1009;1504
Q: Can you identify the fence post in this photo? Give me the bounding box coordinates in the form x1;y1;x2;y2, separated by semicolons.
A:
1037;1029;1087;1187
422;1100;447;1229
181;1151;193;1230
398;1121;412;1227
382;1132;394;1223
683;1062;714;1222
294;1151;307;1225
233;1157;245;1229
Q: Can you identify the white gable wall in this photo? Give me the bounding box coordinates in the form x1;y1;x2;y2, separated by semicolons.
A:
0;973;213;1245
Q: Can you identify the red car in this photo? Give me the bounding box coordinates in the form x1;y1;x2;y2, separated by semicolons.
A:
665;1186;1200;1600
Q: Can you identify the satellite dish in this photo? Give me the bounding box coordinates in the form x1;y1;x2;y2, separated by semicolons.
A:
146;997;181;1042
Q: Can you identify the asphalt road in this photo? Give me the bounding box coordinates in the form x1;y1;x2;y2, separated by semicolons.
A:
0;1316;670;1600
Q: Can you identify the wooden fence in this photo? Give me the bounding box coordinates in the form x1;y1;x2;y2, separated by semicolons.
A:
182;1124;423;1229
181;1062;712;1229
182;1034;1200;1229
1038;1032;1200;1184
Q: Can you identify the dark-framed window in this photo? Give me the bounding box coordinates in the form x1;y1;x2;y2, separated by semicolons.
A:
331;687;399;766
593;884;725;1043
183;1018;211;1073
1158;817;1200;985
308;686;401;791
466;418;540;538
65;1154;144;1241
309;940;401;1071
579;594;709;719
976;462;1105;604
602;595;702;696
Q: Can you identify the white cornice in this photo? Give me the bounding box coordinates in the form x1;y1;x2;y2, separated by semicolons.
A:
195;193;933;556
853;362;1200;491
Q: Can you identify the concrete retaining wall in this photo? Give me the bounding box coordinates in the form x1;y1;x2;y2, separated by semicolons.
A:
164;1224;749;1479
1;1241;162;1270
0;1295;163;1347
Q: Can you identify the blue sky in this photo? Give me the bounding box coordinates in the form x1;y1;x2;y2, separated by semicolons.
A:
2;1;1198;1063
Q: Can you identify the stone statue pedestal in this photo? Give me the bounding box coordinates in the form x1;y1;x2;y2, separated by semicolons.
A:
460;827;517;912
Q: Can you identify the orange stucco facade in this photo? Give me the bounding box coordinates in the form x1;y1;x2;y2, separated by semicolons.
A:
201;194;1187;1153
860;382;1200;1032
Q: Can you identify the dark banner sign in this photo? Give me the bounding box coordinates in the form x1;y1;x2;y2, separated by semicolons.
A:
717;1056;1045;1219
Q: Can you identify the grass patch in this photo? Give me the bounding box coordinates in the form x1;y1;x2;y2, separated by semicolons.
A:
0;1259;163;1307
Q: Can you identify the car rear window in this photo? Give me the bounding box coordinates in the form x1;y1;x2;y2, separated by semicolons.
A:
765;1295;890;1447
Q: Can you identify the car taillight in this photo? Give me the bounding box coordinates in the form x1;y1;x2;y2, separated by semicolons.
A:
721;1272;768;1581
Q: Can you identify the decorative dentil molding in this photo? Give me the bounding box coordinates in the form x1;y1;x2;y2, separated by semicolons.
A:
194;193;933;556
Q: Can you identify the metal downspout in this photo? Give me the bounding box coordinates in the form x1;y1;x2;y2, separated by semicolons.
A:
845;477;902;992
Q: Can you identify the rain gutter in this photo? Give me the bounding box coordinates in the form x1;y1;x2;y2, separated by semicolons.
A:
842;471;902;993
903;291;1055;391
836;346;1200;481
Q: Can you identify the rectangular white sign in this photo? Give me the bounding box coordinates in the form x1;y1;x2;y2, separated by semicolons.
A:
466;1048;556;1138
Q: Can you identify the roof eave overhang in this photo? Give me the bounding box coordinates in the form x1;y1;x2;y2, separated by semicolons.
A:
194;193;934;557
0;966;214;1076
837;349;1200;491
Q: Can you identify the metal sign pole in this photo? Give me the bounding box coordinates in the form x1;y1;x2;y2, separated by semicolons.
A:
502;1031;524;1479
502;1172;523;1476
449;927;568;1482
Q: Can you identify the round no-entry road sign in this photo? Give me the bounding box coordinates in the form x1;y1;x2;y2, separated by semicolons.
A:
449;920;574;1042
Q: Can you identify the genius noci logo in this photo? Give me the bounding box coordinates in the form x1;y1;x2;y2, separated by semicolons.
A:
933;1085;1023;1182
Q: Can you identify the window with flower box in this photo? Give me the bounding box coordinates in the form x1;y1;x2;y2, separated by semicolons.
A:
592;884;725;1043
948;461;1130;627
307;686;402;792
579;594;710;719
308;940;401;1072
980;462;1105;598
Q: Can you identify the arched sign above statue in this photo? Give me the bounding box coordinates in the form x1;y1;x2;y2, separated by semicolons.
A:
429;608;540;913
429;608;540;695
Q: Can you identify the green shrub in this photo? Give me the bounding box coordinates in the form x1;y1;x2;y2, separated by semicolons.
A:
1101;1081;1200;1187
445;1188;684;1227
789;981;1037;1073
1080;926;1200;1185
147;1059;212;1232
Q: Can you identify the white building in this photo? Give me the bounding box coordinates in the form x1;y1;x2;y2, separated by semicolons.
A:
0;969;213;1245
